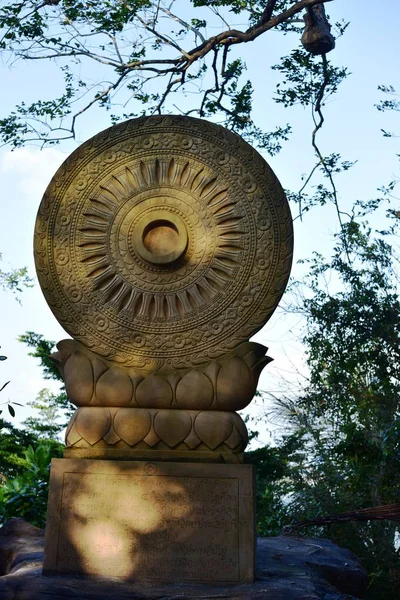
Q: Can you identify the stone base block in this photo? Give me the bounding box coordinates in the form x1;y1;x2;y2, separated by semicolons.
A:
43;459;255;583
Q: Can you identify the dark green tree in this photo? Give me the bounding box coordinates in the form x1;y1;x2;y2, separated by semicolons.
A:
0;418;61;480
0;339;64;526
0;443;62;527
18;332;64;382
0;332;66;525
264;207;400;599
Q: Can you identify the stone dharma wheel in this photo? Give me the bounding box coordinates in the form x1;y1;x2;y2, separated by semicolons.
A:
34;116;293;371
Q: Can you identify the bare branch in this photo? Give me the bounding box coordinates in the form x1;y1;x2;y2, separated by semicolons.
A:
311;55;349;245
136;13;191;59
17;49;122;68
294;53;352;261
120;58;181;71
159;6;206;44
107;33;125;65
68;72;128;140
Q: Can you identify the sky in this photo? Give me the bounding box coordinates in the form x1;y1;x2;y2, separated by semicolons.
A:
0;0;399;441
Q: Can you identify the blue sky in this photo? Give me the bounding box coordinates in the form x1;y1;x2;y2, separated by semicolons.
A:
0;0;399;436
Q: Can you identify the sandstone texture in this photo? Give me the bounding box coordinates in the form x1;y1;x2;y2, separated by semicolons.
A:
43;460;255;583
34;115;293;373
0;518;367;600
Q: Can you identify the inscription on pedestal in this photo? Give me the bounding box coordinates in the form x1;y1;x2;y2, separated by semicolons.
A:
44;459;255;583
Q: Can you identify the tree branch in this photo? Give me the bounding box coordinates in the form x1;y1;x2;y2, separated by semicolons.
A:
259;0;279;25
187;0;332;63
0;0;335;148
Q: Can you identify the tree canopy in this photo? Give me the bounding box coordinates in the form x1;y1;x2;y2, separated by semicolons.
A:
0;0;345;149
259;209;400;599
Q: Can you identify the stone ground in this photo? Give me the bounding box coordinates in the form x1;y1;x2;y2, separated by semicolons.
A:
0;519;367;599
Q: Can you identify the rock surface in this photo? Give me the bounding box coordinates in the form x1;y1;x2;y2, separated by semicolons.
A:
0;518;367;599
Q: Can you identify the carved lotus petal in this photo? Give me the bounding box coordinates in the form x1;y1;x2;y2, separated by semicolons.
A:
216;356;254;410
96;368;133;406
64;411;76;439
240;342;273;381
175;370;213;409
194;412;233;450
143;427;160;448
234;413;249;448
203;361;221;387
136;375;172;408
64;352;93;406
103;427;122;445
65;415;82;446
113;408;151;446
225;425;245;450
54;339;82;362
154;410;192;447
183;428;201;449
91;356;108;382
75;407;112;445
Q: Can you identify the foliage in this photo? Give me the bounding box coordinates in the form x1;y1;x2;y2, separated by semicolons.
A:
0;353;23;419
16;333;75;436
261;207;400;599
246;438;299;536
19;332;63;382
0;353;11;417
0;253;33;299
0;0;343;149
0;443;62;527
23;388;72;438
0;418;58;479
0;334;66;527
0;255;33;417
376;85;400;145
377;85;400;113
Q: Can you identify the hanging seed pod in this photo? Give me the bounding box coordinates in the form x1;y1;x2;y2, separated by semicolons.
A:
301;5;335;55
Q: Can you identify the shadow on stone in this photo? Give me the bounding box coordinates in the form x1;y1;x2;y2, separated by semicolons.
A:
0;518;367;600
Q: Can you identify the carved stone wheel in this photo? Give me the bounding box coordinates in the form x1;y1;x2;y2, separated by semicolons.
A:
34;116;293;370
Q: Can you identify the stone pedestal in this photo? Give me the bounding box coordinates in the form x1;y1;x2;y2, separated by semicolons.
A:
43;459;255;583
34;115;293;585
